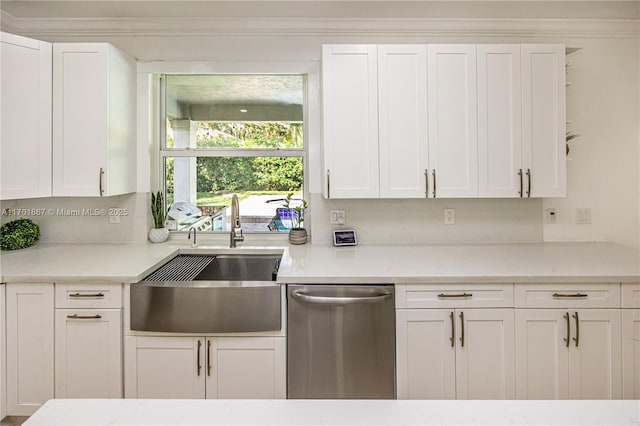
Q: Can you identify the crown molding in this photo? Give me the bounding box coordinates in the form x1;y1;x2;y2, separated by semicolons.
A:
1;11;638;38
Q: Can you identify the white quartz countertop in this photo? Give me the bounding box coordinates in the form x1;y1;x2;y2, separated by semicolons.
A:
23;399;640;425
1;241;638;284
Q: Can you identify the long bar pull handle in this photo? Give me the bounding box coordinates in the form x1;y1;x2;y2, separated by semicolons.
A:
425;169;429;198
99;167;105;196
438;293;472;298
327;169;331;199
563;312;571;348
69;292;105;298
432;169;437;198
67;314;102;319
459;311;465;347
572;312;580;347
553;293;588;298
207;340;212;376
526;168;531;197
197;340;202;376
518;169;523;197
449;312;455;347
291;289;391;305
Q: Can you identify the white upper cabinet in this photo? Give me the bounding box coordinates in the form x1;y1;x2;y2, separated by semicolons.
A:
322;44;379;198
521;44;566;197
53;43;136;197
427;45;478;198
477;45;523;197
0;32;52;200
378;45;429;198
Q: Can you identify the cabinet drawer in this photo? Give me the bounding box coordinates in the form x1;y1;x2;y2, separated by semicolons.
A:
395;283;514;308
55;283;122;308
515;283;620;308
622;283;640;308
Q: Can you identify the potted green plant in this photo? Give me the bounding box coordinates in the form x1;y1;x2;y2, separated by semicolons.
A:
284;193;308;245
149;191;169;243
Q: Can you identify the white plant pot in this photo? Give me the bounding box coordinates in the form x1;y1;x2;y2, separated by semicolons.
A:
149;227;169;243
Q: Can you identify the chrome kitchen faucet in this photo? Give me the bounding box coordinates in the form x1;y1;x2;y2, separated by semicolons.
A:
230;194;244;248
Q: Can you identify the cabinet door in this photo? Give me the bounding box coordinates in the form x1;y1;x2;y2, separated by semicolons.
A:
53;43;109;197
131;336;205;399
54;309;122;398
322;44;379;198
521;44;566;197
206;337;286;399
568;309;621;399
0;32;52;200
378;45;429;198
477;45;523;198
622;309;640;399
427;45;478;198
455;309;515;399
396;309;456;399
515;309;569;399
6;284;54;416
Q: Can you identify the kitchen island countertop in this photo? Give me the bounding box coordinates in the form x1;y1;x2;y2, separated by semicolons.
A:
0;241;638;284
23;398;640;425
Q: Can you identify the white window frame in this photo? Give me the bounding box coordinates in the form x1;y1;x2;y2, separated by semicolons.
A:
143;63;312;235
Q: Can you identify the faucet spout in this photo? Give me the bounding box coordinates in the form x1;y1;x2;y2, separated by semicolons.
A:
188;228;197;247
230;194;244;248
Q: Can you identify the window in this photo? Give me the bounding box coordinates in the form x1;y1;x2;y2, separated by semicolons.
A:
161;74;306;232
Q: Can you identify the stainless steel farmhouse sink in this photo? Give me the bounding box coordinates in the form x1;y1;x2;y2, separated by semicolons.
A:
130;254;282;333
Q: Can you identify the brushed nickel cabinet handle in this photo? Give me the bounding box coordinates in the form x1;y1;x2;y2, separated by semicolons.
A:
207;340;212;376
67;314;102;319
69;292;105;298
327;169;331;199
526;168;531;197
518;169;523;197
99;167;105;196
459;311;465;347
438;293;472;298
432;169;437;198
449;311;455;347
563;312;570;348
424;169;429;198
553;293;588;298
572;312;580;347
197;340;202;376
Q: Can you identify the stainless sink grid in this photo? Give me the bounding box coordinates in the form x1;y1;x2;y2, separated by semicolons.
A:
143;255;214;281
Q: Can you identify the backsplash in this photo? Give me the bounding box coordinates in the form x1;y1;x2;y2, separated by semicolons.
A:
309;193;543;246
0;193;148;243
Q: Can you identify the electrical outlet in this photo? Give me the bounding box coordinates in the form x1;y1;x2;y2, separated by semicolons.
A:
546;208;557;224
109;214;120;224
576;208;591;224
330;210;346;225
444;208;455;225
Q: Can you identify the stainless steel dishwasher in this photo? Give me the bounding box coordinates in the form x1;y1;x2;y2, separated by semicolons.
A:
287;284;395;399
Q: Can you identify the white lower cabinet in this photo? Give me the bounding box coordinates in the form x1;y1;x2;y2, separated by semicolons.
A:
54;309;122;398
6;284;54;416
622;309;640;399
126;335;286;399
396;308;515;399
515;309;622;399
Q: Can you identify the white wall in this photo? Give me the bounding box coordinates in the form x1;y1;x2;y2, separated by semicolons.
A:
6;25;639;248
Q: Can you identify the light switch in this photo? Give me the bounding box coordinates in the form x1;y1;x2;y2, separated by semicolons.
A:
330;210;346;225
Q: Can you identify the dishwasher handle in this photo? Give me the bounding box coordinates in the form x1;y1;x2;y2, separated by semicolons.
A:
291;289;392;305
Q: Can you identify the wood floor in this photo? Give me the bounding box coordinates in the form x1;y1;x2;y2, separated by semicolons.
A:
0;417;29;426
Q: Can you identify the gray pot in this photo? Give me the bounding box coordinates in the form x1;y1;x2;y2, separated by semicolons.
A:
288;228;307;245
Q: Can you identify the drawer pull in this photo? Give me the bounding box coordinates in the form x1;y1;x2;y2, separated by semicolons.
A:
67;314;102;320
69;292;105;298
438;293;472;298
552;293;588;298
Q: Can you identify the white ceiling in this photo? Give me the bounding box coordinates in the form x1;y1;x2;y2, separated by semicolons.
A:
2;1;638;20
